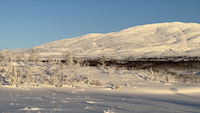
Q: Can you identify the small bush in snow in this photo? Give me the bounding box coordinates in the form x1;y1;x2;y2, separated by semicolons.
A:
103;109;114;113
107;82;121;90
89;79;102;86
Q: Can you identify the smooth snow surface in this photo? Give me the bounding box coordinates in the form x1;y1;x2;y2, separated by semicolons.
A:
14;22;200;59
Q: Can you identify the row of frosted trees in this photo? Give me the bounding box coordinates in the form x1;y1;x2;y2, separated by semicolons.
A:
0;48;84;87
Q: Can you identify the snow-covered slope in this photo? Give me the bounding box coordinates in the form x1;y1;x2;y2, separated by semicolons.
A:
21;22;200;58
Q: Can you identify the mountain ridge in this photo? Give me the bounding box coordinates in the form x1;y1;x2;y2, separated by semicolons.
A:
12;22;200;59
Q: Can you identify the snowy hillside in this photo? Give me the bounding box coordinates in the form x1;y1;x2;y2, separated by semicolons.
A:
1;22;200;113
25;22;200;59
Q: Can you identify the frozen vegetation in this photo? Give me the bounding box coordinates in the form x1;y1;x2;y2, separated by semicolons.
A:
1;22;200;112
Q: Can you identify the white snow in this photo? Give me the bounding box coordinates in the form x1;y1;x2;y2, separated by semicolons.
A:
0;67;200;113
1;22;200;113
12;22;200;59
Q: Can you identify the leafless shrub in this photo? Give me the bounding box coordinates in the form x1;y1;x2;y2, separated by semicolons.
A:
89;79;102;86
175;74;200;84
107;82;121;90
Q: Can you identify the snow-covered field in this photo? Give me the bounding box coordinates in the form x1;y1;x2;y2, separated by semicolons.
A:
1;22;200;113
1;66;200;113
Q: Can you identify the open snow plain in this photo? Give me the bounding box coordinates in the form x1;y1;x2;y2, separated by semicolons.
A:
1;67;200;113
1;22;200;113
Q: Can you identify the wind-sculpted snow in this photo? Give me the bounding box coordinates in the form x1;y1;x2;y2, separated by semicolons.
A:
14;22;200;59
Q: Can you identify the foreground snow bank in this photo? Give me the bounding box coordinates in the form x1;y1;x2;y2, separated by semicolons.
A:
1;85;200;113
1;67;200;113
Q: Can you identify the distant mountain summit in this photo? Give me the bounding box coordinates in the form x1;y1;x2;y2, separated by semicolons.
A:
18;22;200;59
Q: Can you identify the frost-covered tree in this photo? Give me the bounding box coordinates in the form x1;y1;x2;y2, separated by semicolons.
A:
29;48;40;62
62;51;74;66
62;51;78;76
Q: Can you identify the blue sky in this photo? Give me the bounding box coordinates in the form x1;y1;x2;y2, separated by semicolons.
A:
1;0;200;49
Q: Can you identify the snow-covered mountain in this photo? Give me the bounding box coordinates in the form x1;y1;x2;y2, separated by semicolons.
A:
17;22;200;58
